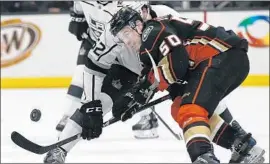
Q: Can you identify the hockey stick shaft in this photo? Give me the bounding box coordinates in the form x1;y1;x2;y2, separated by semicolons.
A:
11;94;171;155
151;108;182;140
104;94;171;127
144;49;182;140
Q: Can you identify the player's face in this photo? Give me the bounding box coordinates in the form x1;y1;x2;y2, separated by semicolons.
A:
141;8;149;21
116;23;143;52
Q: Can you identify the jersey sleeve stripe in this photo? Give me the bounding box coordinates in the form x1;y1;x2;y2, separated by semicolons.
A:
187;36;230;53
85;57;109;76
158;55;176;84
194;36;232;48
168;53;177;81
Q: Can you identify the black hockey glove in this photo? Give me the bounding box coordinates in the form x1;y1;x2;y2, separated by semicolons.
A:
79;100;103;140
114;77;156;122
133;75;156;105
167;82;187;101
112;85;147;122
120;103;141;122
68;11;89;41
112;91;141;122
112;92;134;119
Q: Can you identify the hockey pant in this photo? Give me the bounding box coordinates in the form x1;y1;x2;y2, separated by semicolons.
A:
171;45;250;161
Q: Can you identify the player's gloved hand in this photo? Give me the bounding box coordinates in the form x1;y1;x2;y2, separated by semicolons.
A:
120;103;141;122
79;100;103;140
133;75;156;104
112;89;142;122
167;82;187;101
112;92;134;119
68;10;89;41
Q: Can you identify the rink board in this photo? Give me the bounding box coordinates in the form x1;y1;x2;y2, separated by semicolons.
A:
1;75;269;88
1;10;269;88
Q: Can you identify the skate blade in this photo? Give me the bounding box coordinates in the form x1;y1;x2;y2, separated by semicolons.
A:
242;147;265;163
133;128;159;139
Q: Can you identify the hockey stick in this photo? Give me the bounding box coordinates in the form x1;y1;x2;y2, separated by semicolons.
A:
11;94;171;155
150;107;182;140
10;48;164;155
144;49;182;140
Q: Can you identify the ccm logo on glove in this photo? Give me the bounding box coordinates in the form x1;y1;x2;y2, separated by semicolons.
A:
86;107;102;113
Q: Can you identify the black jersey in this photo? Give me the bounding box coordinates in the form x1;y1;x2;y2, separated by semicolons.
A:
139;15;244;88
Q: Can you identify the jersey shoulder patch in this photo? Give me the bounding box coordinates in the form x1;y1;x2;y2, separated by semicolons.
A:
140;20;166;54
142;20;164;42
142;25;154;42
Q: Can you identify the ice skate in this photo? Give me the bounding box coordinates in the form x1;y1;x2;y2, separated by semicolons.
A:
229;132;265;163
44;147;67;163
132;111;159;139
193;152;220;164
55;115;69;132
229;120;265;163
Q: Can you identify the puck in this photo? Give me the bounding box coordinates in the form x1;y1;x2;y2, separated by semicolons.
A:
30;109;41;122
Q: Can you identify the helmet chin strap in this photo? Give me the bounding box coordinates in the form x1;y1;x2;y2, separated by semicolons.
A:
129;20;142;36
133;25;143;37
133;26;140;35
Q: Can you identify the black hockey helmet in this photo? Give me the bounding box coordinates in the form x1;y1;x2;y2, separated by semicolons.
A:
110;6;143;36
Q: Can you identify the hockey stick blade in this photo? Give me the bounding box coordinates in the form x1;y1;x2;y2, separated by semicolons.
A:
11;131;80;154
11;94;171;155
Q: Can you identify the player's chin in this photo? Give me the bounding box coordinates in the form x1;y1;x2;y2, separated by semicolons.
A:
135;46;140;52
135;43;141;52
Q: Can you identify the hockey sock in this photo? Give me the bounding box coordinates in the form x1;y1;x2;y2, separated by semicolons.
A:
171;103;212;162
209;114;237;149
219;108;233;124
58;118;82;152
63;65;85;117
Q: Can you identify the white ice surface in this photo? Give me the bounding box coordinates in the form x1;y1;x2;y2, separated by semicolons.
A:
1;87;269;163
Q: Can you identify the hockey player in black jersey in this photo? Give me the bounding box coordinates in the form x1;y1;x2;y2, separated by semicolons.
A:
110;7;265;163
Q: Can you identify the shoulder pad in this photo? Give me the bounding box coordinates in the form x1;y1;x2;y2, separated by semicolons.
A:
140;20;166;54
